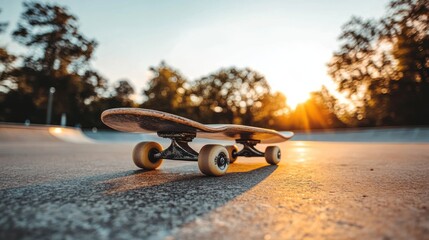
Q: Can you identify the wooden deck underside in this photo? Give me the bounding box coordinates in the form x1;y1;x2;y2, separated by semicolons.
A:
101;108;293;144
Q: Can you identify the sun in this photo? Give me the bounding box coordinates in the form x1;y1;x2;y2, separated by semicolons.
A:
283;89;311;109
267;78;313;109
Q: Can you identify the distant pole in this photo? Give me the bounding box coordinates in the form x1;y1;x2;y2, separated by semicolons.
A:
61;113;67;126
46;87;56;125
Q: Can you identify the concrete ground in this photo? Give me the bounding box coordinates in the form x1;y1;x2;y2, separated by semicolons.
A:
0;141;428;239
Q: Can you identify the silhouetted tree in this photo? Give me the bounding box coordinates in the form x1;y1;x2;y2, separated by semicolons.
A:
82;79;136;128
113;79;135;104
0;9;16;87
251;91;290;129
0;48;15;90
328;0;429;126
2;2;106;126
287;87;346;130
140;62;193;117
385;0;429;125
192;67;285;127
140;65;290;128
0;10;17;121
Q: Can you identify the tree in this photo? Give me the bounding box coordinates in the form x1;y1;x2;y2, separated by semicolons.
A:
112;79;135;105
140;65;290;128
192;67;287;127
0;10;17;121
0;48;16;90
287;87;346;130
82;79;136;128
328;0;429;126
140;62;193;117
13;2;97;76
0;9;16;90
385;0;429;125
250;91;290;129
2;2;106;126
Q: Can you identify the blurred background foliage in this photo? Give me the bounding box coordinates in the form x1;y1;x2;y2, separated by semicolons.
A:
0;0;428;130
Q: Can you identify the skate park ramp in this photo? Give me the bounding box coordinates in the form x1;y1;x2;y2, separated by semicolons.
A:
84;127;429;143
3;123;427;143
291;127;429;142
0;124;94;143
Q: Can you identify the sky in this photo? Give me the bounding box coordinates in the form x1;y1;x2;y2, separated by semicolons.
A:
0;0;390;108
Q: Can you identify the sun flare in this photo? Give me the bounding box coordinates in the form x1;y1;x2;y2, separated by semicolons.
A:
285;90;311;109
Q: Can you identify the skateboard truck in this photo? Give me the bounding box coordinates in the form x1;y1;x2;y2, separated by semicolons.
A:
234;139;264;158
152;134;270;161
154;131;199;161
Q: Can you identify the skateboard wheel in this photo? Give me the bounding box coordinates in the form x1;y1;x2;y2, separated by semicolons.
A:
198;145;229;176
225;145;239;164
132;141;163;170
265;146;281;165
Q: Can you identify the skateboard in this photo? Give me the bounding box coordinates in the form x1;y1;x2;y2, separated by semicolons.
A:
101;108;294;176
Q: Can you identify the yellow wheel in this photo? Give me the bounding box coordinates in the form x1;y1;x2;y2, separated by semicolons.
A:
198;145;229;176
265;146;281;165
225;145;239;164
132;141;163;170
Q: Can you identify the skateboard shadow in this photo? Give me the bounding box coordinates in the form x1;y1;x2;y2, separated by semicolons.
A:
101;163;277;195
0;163;278;239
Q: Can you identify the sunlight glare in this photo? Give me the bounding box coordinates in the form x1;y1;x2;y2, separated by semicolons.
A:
286;91;311;109
52;127;62;134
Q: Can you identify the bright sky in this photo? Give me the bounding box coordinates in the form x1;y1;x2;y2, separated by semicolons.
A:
0;0;390;108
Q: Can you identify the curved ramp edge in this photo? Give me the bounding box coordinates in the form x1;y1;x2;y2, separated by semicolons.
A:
48;127;94;143
0;124;94;144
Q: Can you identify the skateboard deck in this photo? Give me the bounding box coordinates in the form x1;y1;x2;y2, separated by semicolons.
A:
101;108;293;144
101;108;293;176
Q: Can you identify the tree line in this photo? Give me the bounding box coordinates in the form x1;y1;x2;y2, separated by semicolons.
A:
0;0;427;130
328;0;428;127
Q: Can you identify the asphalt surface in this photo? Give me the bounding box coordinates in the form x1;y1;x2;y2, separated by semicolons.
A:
0;141;428;239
